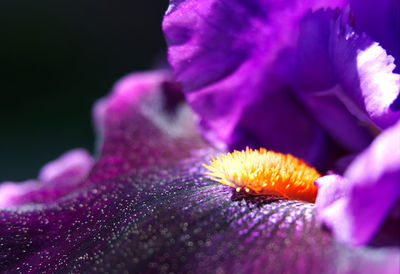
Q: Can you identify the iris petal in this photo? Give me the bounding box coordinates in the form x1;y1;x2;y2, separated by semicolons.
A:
163;1;400;173
0;149;93;207
289;9;374;152
350;0;400;71
331;11;400;130
316;120;400;246
0;70;398;272
163;0;349;168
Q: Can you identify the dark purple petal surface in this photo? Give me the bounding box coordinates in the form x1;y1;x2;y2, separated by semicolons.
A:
350;0;400;71
0;70;398;273
331;11;400;130
316;120;400;246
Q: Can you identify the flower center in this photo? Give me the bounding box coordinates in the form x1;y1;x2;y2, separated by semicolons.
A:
203;147;320;203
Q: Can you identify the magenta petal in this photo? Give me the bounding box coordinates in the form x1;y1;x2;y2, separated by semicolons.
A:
38;149;93;185
88;70;203;181
0;180;38;207
317;120;400;246
0;149;93;207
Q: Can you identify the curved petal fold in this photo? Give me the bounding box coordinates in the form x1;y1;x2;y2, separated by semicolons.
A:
316;120;400;246
289;9;374;153
332;14;400;130
0;149;93;207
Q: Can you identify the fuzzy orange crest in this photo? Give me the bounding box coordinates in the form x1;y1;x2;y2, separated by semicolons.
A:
203;147;321;203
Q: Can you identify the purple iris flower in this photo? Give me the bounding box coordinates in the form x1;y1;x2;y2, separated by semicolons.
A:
163;0;400;268
1;0;399;273
163;0;400;172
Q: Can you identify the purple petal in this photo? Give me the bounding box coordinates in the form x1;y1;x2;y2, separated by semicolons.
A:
38;149;93;185
332;11;400;130
289;9;374;153
163;1;399;172
315;174;349;213
1;69;398;272
316;120;400;246
287;8;400;155
163;0;348;167
350;0;400;71
0;149;93;207
88;70;203;181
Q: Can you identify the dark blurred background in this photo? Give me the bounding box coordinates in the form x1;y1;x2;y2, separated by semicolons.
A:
0;0;169;181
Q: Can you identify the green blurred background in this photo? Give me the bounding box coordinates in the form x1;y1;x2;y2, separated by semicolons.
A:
0;1;169;181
